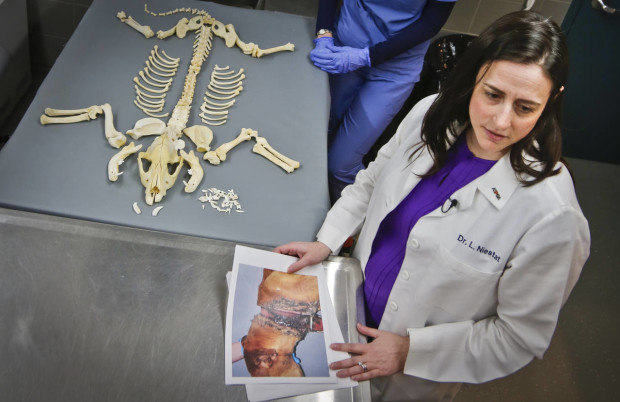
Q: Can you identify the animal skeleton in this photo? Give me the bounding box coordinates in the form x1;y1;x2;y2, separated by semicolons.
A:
40;5;298;206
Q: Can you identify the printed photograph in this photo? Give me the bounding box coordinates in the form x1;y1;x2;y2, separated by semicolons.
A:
230;263;329;379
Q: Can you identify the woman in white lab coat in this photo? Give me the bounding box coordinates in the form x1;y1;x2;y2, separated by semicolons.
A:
275;11;590;402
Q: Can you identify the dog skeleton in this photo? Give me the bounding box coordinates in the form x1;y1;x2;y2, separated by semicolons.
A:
40;6;297;205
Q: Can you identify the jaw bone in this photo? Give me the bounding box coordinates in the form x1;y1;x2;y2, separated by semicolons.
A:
179;149;204;193
108;142;143;181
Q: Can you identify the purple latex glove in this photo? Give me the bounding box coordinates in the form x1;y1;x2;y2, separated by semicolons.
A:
313;36;335;50
310;45;370;74
309;37;335;63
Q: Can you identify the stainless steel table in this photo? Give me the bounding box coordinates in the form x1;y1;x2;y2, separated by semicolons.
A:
0;0;330;247
0;207;370;401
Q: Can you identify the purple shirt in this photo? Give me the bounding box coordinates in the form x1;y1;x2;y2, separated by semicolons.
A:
364;136;496;327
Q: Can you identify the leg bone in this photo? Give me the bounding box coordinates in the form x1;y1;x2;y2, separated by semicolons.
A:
225;24;295;58
252;136;300;173
207;128;254;163
43;105;103;118
117;11;154;38
101;103;127;148
41;113;92;125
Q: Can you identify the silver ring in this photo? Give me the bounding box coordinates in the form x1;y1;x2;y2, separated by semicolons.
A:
357;361;368;373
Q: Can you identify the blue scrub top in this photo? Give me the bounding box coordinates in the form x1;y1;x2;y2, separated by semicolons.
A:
336;0;457;61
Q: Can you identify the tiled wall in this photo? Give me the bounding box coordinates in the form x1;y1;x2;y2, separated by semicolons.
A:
26;0;573;74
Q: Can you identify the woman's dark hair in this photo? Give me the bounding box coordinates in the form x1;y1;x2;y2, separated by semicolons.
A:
416;10;569;186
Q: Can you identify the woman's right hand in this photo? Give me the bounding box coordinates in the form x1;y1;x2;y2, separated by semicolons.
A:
313;36;334;49
310;36;335;66
273;241;332;273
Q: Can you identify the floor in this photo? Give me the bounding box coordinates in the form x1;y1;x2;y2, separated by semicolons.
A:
1;1;617;401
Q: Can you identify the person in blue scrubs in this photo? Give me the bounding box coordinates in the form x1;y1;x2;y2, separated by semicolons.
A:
311;0;457;202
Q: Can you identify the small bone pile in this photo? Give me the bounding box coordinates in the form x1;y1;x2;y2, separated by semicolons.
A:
199;187;243;213
200;65;245;126
133;45;180;118
204;128;300;173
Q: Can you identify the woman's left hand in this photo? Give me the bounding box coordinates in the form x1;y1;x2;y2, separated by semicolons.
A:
329;323;410;381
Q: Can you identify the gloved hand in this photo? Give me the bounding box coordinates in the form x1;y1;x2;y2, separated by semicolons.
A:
312;36;335;50
309;37;334;64
310;45;370;74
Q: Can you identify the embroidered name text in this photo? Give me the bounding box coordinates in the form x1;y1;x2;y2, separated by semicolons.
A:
457;235;501;263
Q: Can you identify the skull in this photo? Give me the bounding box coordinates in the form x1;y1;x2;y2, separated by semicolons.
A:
138;133;184;205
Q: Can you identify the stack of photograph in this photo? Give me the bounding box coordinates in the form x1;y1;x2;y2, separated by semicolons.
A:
225;246;356;401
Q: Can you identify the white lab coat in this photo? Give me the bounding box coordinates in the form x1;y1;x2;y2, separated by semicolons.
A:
317;95;590;401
